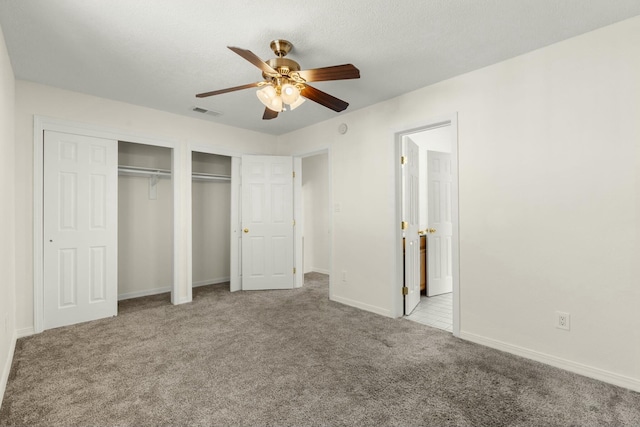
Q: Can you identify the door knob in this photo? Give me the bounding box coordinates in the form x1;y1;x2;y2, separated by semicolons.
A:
243;228;249;233
418;230;425;235
427;228;436;234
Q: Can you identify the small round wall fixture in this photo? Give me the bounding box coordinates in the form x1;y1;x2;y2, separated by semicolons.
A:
338;123;348;134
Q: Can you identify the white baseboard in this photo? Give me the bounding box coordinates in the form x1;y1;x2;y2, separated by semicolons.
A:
331;294;392;318
192;277;230;288
310;268;330;275
118;285;171;301
118;278;231;301
0;330;17;411
460;331;640;392
16;327;34;338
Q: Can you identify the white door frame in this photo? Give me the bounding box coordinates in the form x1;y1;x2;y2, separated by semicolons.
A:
187;143;244;294
292;147;333;296
392;114;461;337
293;157;302;287
33;116;184;333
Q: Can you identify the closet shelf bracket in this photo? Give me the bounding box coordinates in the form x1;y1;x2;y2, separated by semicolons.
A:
149;174;159;200
118;166;170;200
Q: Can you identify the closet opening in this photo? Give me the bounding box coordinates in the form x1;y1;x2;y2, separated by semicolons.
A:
117;141;174;303
191;151;232;294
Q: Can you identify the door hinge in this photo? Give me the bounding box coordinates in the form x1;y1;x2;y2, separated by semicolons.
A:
402;286;409;296
401;156;407;165
293;267;296;274
401;221;408;230
292;171;296;178
293;219;296;226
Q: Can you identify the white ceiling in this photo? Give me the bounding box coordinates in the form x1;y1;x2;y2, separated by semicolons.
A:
1;1;640;135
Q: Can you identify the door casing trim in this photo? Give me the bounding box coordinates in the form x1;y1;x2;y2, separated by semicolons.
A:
391;113;461;337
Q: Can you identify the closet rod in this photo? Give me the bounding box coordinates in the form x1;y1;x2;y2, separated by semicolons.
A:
118;165;231;181
192;172;231;182
118;165;171;177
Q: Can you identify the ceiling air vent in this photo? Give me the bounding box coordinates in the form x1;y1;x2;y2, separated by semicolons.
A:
192;107;223;117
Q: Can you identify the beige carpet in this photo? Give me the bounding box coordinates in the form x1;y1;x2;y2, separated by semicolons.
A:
1;273;639;426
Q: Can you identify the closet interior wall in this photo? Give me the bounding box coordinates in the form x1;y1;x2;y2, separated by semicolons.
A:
118;141;173;300
192;152;231;288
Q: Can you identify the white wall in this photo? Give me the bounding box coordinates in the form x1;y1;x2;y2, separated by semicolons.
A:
277;16;640;388
192;181;231;284
302;153;330;274
118;175;174;298
0;23;16;408
14;81;277;333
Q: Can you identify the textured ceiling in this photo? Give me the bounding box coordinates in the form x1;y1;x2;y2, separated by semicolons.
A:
1;0;640;135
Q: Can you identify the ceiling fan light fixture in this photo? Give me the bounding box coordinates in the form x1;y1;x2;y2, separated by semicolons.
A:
288;96;305;111
256;85;277;108
268;95;283;112
280;83;300;104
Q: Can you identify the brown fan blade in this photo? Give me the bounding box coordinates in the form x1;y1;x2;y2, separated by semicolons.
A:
295;64;360;82
196;82;261;98
228;46;280;76
301;85;349;112
262;107;279;120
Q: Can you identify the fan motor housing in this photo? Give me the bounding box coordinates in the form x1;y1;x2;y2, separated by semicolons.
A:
263;58;300;78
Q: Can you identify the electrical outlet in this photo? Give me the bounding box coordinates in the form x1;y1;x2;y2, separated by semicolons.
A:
556;311;570;331
341;271;347;282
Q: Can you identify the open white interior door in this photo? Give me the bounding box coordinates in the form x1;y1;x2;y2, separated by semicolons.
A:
241;155;294;290
43;131;118;329
402;138;421;314
427;151;453;296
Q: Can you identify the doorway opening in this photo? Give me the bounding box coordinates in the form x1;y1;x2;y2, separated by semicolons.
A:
394;115;460;336
301;153;330;276
295;149;332;296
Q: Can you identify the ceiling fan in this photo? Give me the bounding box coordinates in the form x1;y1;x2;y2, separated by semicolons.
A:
196;39;360;120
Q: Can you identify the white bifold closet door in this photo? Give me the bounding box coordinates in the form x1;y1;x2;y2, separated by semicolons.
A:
43;131;118;329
